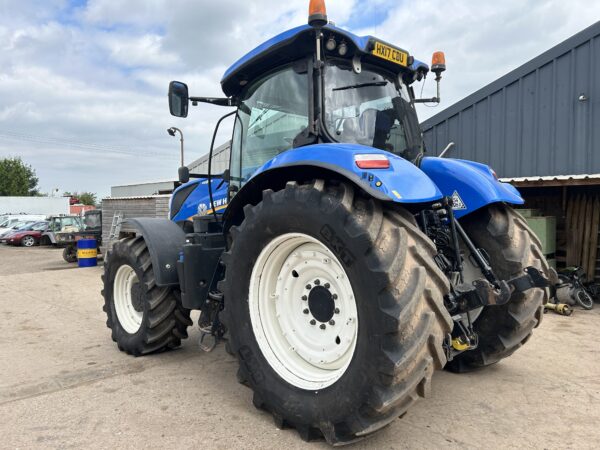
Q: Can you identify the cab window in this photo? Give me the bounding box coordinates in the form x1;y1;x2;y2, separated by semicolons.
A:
230;64;308;187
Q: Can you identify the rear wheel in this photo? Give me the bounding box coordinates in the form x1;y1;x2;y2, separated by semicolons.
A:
21;235;36;247
446;204;551;372
63;245;77;263
102;236;192;356
221;180;452;445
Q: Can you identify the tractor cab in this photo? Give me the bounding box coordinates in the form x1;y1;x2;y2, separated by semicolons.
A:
169;3;446;193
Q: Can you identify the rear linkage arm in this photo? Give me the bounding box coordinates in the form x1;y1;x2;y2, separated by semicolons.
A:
448;267;549;314
436;198;550;315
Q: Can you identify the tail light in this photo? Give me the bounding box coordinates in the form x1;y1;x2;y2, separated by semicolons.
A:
354;154;390;169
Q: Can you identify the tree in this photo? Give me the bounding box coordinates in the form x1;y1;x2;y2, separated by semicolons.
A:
0;157;39;196
77;192;97;206
64;191;97;206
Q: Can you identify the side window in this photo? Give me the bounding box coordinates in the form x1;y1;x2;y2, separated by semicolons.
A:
230;64;308;188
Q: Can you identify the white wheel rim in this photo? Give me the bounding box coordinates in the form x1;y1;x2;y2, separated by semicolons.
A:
23;236;34;246
249;233;358;390
114;265;143;334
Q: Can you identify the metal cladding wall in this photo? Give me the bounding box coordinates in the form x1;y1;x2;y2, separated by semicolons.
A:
421;21;600;179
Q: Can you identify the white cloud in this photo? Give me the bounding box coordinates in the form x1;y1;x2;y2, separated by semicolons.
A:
0;0;598;196
360;0;600;121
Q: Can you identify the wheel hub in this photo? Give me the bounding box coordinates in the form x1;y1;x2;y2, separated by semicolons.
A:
130;282;144;312
308;285;335;323
249;233;358;390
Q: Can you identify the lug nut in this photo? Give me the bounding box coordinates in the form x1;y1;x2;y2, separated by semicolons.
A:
332;294;338;300
314;279;320;285
301;295;307;301
324;283;330;289
329;320;335;326
303;308;309;314
320;324;326;330
334;308;340;314
306;284;312;290
310;319;316;325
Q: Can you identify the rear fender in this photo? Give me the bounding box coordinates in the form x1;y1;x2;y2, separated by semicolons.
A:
119;218;185;287
223;143;443;229
420;157;524;219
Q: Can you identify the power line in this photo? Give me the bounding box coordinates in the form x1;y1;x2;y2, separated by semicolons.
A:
0;129;179;160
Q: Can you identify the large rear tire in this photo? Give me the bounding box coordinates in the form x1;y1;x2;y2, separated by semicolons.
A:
221;180;452;445
102;236;192;356
446;204;551;372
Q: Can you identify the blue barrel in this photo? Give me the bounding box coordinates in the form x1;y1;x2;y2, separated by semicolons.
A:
77;239;98;267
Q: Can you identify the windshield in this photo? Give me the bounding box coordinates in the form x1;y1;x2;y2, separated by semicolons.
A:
12;221;34;230
323;59;423;161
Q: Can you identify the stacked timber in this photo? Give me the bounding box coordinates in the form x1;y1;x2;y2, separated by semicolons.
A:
565;194;600;281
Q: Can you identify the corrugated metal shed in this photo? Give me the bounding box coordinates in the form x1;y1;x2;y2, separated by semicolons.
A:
111;180;178;197
101;195;171;245
422;21;600;180
188;141;230;174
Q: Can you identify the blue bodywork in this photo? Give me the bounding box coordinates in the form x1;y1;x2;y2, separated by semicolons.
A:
420;157;524;219
170;147;523;222
223;25;429;83
171;24;524;223
171;178;229;222
221;24;429;96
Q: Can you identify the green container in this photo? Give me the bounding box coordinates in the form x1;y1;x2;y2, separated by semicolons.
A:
525;216;556;255
517;209;541;218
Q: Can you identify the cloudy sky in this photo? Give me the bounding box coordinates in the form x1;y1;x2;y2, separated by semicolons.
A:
1;0;599;197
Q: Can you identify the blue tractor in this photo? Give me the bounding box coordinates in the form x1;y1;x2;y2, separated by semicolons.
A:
102;0;554;444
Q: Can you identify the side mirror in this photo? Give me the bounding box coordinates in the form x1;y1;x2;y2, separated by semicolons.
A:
169;81;189;118
178;166;190;184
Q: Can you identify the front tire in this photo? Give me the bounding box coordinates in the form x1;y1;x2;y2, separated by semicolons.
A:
21;235;36;247
446;204;551;372
221;180;452;445
102;236;192;356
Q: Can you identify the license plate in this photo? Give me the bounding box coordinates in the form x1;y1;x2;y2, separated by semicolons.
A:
371;41;408;67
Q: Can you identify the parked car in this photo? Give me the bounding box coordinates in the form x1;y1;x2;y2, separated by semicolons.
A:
5;221;49;247
0;215;47;235
40;215;83;245
0;220;37;241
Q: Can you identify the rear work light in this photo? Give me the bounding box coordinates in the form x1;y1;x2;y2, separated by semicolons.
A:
354;154;390;169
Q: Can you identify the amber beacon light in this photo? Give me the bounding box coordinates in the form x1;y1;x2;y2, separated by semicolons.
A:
431;51;446;75
308;0;328;27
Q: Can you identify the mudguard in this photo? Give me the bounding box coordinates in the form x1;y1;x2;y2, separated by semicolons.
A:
120;218;185;287
420;157;524;219
244;143;443;203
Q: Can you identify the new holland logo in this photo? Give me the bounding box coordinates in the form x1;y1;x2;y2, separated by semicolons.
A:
451;191;467;210
197;203;208;215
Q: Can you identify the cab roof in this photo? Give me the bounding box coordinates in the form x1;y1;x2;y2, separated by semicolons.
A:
221;24;429;97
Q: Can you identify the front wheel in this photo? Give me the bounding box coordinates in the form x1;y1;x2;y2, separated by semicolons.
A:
102;236;192;356
21;235;36;247
221;180;452;445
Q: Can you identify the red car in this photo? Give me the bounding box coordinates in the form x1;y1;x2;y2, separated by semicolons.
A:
5;222;49;247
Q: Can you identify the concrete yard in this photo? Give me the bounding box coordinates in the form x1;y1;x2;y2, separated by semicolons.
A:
0;245;598;449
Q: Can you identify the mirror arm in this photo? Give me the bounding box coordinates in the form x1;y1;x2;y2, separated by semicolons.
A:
413;72;443;104
189;97;237;107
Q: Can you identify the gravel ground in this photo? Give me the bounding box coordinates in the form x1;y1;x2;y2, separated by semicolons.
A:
0;244;598;449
